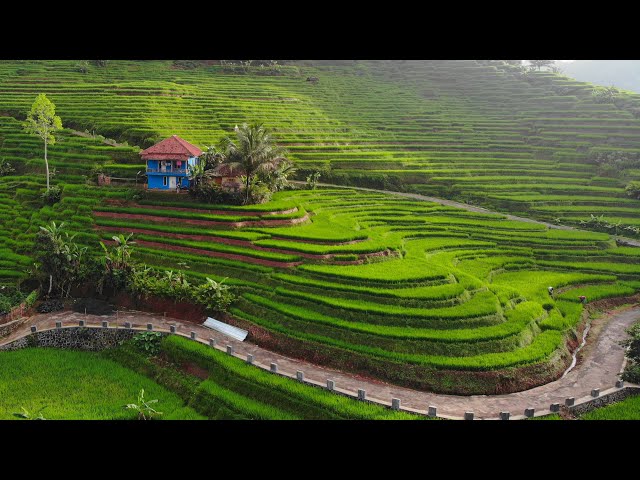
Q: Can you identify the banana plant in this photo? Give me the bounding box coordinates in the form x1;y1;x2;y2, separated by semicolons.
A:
124;389;162;420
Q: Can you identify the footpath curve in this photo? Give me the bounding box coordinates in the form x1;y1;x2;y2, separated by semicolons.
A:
2;305;638;419
291;181;640;247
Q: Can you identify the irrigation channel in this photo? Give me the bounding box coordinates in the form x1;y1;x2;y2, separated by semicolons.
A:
563;322;591;379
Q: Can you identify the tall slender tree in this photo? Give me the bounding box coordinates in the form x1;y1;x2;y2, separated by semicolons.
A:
24;94;62;191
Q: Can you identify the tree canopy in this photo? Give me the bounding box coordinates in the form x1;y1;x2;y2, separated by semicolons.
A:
24;94;62;191
219;123;289;204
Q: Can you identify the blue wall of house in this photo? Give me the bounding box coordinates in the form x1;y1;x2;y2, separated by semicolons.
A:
145;157;196;190
147;174;191;189
148;175;169;189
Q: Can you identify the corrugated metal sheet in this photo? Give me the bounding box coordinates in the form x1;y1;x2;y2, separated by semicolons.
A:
203;317;248;342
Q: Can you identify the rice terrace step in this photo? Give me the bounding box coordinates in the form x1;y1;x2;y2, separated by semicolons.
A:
0;59;639;421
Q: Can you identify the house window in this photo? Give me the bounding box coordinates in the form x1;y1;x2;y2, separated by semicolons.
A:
163;176;168;187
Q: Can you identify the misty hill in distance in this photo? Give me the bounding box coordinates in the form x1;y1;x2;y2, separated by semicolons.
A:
562;60;640;94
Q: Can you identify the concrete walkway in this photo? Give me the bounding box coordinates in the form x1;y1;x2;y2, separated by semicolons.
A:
2;304;638;419
292;181;640;247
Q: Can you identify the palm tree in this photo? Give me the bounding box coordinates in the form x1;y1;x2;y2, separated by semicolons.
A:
219;123;288;204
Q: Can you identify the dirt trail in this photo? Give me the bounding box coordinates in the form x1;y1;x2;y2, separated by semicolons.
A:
292;181;640;247
67;128;132;148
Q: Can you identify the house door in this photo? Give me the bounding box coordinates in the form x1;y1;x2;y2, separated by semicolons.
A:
169;176;177;189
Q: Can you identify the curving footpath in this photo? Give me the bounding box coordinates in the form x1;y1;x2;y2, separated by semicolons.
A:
2;304;638;419
291;181;640;247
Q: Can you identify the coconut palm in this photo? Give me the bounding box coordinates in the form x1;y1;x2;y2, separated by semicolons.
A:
219;123;288;204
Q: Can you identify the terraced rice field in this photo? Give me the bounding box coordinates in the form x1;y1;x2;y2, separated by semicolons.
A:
0;60;638;234
1;60;639;395
98;188;640;393
0;348;204;420
6;169;634;393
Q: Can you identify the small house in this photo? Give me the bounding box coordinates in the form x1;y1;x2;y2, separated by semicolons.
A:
209;163;243;192
141;135;203;190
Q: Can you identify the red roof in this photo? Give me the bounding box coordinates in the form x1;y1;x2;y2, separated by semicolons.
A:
210;163;244;177
140;135;203;161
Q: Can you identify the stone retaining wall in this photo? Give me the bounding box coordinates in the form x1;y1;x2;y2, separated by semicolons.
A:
0;318;26;338
569;386;640;416
0;327;140;352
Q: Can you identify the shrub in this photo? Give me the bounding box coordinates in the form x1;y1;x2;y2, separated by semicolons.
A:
306;172;321;190
132;331;163;356
0;160;15;177
0;287;27;315
621;321;640;384
591;86;618;104
75;61;89;74
193;277;235;312
622;364;640;384
128;266;235;313
188;184;243;205
626;181;640;200
41;186;62;205
24;290;38;309
36;298;64;313
246;182;272;205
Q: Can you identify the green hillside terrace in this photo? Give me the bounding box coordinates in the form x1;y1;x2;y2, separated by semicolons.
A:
1;60;640;396
0;60;638;235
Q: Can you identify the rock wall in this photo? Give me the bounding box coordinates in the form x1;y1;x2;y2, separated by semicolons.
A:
0;318;26;338
0;327;141;352
569;387;640;416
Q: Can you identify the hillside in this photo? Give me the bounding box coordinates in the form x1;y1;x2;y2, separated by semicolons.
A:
0;60;638;234
1;60;640;395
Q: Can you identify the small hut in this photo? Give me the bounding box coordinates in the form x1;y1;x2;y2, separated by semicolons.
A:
209;163;243;192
